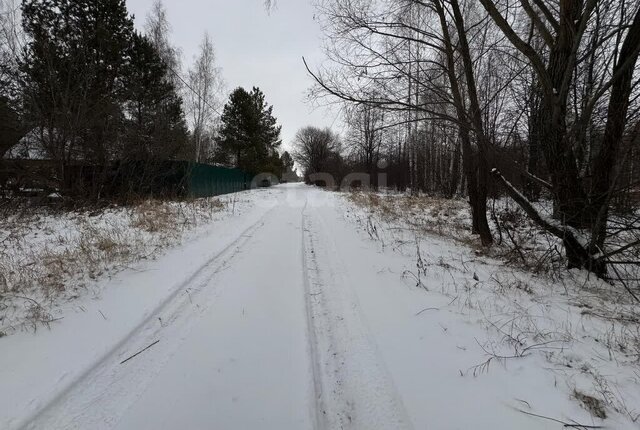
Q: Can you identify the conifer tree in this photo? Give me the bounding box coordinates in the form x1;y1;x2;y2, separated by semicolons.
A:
281;151;295;176
123;32;188;161
217;87;282;174
21;0;135;163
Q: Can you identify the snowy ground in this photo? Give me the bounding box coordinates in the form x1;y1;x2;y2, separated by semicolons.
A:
1;184;638;429
0;194;250;332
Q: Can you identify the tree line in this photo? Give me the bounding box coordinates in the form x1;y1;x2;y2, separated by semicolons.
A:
297;0;640;280
0;0;293;199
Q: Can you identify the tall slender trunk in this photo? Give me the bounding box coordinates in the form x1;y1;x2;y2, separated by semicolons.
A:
526;80;543;201
449;0;493;245
434;0;490;242
449;135;461;197
590;7;640;255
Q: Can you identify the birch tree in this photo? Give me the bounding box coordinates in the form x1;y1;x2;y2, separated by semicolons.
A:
187;33;223;162
145;0;182;90
0;0;24;157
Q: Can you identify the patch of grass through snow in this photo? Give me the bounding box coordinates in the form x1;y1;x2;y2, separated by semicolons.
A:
344;190;640;425
0;197;226;334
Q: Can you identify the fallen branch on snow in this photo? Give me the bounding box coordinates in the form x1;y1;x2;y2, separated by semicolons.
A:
120;340;160;365
491;169;606;277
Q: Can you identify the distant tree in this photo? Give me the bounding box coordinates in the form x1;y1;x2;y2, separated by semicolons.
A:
122;32;188;161
280;150;298;181
292;126;342;182
217;87;282;174
0;0;23;97
345;103;386;186
263;151;286;179
187;33;223;162
281;151;294;171
144;0;182;90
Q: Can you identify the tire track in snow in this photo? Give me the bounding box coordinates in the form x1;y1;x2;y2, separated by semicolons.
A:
21;205;277;430
301;198;328;430
301;200;413;430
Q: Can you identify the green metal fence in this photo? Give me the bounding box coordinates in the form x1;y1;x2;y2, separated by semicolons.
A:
0;160;250;199
187;163;248;198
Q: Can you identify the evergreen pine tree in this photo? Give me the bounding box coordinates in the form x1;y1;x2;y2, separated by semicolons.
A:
281;151;294;172
217;87;282;174
123;32;188;161
280;151;297;180
21;0;135;163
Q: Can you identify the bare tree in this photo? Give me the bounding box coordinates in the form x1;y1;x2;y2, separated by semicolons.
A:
145;0;182;90
292;126;342;181
345;103;386;183
0;0;25;158
478;0;640;274
187;33;224;163
0;0;23;80
309;0;640;277
307;0;500;245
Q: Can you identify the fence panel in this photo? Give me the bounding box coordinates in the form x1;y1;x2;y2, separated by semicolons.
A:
187;163;248;198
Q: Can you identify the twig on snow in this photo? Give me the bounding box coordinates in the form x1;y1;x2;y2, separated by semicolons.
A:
514;407;603;429
415;307;439;316
120;340;160;365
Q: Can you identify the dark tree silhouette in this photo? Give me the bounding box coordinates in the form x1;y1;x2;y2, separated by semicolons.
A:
217;87;282;175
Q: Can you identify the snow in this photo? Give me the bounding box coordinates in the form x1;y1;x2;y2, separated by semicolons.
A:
303;199;411;429
0;195;252;332
1;184;638;429
343;190;640;428
113;198;313;430
0;189;282;429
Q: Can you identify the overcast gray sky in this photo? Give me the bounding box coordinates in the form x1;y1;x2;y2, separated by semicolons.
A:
126;0;338;152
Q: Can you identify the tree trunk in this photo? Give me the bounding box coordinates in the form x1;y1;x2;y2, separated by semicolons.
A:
525;81;543;201
448;136;461;198
433;0;491;242
590;7;640;254
450;0;493;245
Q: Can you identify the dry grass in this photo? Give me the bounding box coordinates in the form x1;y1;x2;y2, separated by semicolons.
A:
347;192;472;244
0;197;226;333
345;190;640;424
574;389;608;419
348;191;575;276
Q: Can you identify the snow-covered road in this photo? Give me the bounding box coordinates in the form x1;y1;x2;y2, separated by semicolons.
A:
4;183;630;429
12;184;411;430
